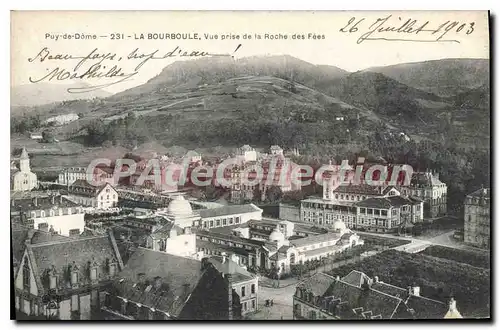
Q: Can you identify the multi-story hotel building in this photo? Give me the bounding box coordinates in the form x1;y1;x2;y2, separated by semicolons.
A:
463;188;490;249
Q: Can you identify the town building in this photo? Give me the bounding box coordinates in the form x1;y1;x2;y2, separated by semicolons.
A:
199;204;263;230
300;192;423;233
100;248;241;320
58;166;114;187
11;194;85;236
14;231;124;320
43;113;79;126
196;218;362;275
209;254;259;316
293;271;462;320
30;132;43;140
399;171;448;218
67;180;119;210
236;145;257;163
11;147;38;192
463;188;490;249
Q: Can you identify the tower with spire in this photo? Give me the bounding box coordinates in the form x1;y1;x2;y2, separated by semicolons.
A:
11;146;38;191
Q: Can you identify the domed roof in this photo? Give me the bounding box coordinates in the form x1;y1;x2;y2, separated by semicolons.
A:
269;227;285;242
167;195;193;217
332;220;346;231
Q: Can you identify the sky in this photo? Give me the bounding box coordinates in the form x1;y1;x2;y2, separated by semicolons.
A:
11;11;490;94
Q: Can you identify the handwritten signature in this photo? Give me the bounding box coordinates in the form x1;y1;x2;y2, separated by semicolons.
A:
340;15;475;44
27;46;233;93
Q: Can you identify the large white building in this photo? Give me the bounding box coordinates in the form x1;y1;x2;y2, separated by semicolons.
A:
67;180;119;210
11;195;85;236
301;184;424;233
11;147;38;192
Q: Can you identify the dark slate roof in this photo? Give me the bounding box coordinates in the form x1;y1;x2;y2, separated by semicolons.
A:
28;232;123;295
69;180;114;197
353;195;420;209
341;270;372;288
297;270;449;320
333;184;383;196
208;256;254;283
197;239;250;257
110;248;205;317
196;230;265;247
11;195;79;212
468;188;490;198
298;273;336;296
290;232;342;248
199;204;261;218
151;222;184;238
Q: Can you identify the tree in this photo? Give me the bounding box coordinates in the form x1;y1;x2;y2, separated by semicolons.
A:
266;186;283;203
42;130;55;143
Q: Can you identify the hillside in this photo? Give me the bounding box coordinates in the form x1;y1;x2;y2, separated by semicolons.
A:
365;58;489;97
11;82;112;107
10;55;490;153
112;55;349;99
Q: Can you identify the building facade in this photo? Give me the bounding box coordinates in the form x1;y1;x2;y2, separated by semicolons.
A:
67;180;119;210
399;171;447;218
463;188;490;249
14;232;124;320
11;195;85;237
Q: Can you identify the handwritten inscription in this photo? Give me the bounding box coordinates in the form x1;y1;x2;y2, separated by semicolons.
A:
340;15;475;44
26;46;230;93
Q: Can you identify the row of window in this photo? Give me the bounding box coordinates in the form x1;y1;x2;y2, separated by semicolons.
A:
30;208;81;218
202;216;241;229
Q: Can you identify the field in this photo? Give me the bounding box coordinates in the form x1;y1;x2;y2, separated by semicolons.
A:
327;249;490;318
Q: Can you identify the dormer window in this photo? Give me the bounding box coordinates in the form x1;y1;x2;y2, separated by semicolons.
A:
70;262;79;287
49;265;58;290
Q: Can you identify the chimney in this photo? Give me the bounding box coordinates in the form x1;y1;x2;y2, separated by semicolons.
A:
221;252;227;264
226;274;233;320
33;197;38;207
374;276;379;283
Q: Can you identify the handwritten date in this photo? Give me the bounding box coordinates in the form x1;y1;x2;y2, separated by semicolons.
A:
340;15;475;44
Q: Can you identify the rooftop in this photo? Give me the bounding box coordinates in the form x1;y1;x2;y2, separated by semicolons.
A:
109;248;205;317
290;232;342;248
199;204;261;219
11;195;79;212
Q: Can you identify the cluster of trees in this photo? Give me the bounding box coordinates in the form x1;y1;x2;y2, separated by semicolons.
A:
420;246;490;269
11;115;41;134
83;112;151;147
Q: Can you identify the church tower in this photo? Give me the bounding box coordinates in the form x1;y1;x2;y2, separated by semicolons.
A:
20;147;30;172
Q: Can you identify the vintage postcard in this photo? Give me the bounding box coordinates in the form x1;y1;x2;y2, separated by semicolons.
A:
10;11;490;321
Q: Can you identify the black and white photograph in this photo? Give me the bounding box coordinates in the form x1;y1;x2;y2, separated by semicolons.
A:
9;10;491;321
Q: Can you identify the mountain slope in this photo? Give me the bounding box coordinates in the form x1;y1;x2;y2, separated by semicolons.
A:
11;82;112;107
314;71;447;123
112;55;349;100
365;58;489;97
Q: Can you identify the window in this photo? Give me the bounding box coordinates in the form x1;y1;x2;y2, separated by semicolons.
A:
107;195;109;200
216;220;221;227
368;209;373;215
243;302;247;311
374;209;380;216
251;284;255;294
209;220;214;228
381;210;387;216
229;218;234;224
252;299;256;310
241;286;246;297
235;217;240;224
223;219;227;226
360;208;366;214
